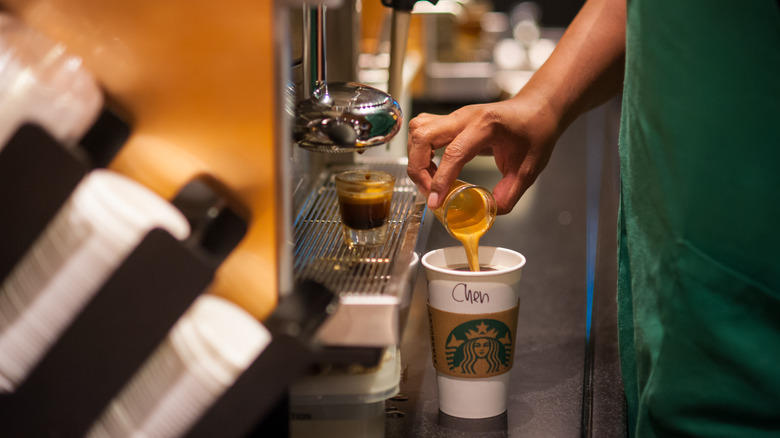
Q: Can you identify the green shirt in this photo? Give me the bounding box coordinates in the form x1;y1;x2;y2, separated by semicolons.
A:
618;1;780;436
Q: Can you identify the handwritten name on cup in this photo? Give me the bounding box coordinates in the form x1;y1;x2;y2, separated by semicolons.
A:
451;282;491;305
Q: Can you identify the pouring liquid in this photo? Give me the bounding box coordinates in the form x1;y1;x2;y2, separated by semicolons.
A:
433;181;495;272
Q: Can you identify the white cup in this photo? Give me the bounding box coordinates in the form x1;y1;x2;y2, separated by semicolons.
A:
0;169;190;391
87;294;272;438
0;13;103;149
421;246;526;419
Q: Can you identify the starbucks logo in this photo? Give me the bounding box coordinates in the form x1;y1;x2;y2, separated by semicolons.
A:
445;319;512;375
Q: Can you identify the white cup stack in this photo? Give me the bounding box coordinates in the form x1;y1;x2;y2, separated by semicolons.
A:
0;169;191;392
87;294;272;438
0;12;103;149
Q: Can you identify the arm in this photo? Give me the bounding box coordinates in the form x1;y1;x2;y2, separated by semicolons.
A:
407;0;626;214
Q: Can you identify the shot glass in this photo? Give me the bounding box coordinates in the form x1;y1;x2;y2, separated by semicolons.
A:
431;180;497;272
334;170;395;247
432;180;496;242
422;246;526;419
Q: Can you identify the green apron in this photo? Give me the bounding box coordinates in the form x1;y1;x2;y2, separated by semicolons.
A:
618;1;780;436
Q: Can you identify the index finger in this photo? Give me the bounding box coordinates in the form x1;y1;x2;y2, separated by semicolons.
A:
428;121;496;209
406;113;443;195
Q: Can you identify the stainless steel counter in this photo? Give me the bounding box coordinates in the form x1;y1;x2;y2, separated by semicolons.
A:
384;99;626;437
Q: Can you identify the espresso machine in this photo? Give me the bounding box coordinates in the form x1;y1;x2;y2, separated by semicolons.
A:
286;1;431;432
0;0;430;435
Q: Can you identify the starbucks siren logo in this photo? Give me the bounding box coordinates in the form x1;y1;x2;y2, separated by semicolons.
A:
445;319;512;376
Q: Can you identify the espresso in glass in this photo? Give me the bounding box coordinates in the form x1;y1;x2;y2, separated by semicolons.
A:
338;196;392;230
334;170;395;246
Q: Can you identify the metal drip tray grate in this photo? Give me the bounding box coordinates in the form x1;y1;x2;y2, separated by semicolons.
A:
293;161;427;346
294;162;421;294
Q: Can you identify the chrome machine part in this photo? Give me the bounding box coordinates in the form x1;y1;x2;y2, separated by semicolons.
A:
387;9;410;118
294;4;402;153
294;81;402;152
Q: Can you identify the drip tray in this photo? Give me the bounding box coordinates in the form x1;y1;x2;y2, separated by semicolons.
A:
293;161;428;347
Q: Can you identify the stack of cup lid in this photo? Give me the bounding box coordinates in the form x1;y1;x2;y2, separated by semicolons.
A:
87;294;272;438
0;169;191;391
0;12;103;149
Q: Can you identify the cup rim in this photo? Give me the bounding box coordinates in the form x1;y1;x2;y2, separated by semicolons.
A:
73;169;190;241
334;170;396;187
421;246;526;277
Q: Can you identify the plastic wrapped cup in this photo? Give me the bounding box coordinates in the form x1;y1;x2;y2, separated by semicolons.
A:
0;13;103;149
421;246;526;419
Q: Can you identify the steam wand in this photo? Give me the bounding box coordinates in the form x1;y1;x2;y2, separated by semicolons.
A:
381;0;438;150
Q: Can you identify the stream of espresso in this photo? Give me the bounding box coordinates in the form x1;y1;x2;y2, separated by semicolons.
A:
433;182;493;271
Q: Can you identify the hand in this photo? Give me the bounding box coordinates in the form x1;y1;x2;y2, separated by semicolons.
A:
406;93;561;215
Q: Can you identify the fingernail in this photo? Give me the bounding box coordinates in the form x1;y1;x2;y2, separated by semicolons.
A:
427;192;439;209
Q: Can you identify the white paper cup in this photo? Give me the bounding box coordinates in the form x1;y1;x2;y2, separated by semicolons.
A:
0;13;103;148
0;169;190;391
421;246;526;419
87;294;272;438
